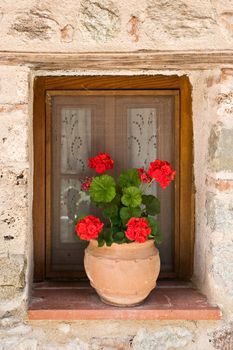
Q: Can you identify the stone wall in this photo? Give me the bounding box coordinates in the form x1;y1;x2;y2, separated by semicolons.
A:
0;0;233;349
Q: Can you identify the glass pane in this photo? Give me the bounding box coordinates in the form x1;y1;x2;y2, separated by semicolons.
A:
116;96;175;274
60;178;91;243
49;94;175;276
127;108;157;168
51;96;105;272
61;108;91;174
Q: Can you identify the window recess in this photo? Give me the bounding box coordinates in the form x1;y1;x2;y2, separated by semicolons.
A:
33;76;194;282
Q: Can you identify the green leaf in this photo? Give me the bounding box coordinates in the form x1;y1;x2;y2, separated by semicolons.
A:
120;207;141;225
110;217;121;226
154;229;163;245
147;216;159;237
113;231;125;240
121;186;142;208
142;195;160;215
110;193;122;206
118;169;140;189
97;238;105;247
112;225;121;234
94;202;108;209
103;205;118;219
102;228;113;246
90;175;116;203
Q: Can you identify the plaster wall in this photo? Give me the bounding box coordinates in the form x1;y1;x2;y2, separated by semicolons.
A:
0;0;233;349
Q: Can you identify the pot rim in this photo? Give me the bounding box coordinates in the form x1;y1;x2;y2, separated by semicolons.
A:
85;239;158;259
89;238;156;248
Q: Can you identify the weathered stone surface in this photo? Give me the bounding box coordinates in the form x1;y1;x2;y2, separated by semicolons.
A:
0;165;28;255
80;0;121;41
0;67;29;104
0;0;233;50
60;24;74;43
0;316;21;328
127;16;140;42
2;323;32;335
146;0;217;39
89;336;132;349
0;255;26;289
0;107;28;164
216;92;233;117
9;9;57;40
132;327;193;350
0;255;26;314
206;192;233;234
206;177;233;192
212;243;233;297
213;0;233;37
57;323;71;334
211;324;233;350
0;337;38;350
208;125;233;172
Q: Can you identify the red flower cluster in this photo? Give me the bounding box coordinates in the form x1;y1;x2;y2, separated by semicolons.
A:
88;153;114;174
125;217;151;243
138;168;152;183
81;176;93;191
148;160;176;189
75;215;104;240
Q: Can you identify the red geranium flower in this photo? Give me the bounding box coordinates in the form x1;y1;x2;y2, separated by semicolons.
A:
138;168;152;183
148;160;176;189
81;176;93;191
88;153;114;174
75;215;104;240
125;217;151;243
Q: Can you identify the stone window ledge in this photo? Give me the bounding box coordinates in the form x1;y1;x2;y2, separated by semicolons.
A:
28;281;221;321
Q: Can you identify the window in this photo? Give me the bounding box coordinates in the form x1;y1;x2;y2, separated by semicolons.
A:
33;76;193;281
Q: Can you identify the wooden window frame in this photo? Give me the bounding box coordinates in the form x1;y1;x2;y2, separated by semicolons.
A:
33;75;194;282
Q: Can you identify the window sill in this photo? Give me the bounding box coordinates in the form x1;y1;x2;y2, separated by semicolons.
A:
28;281;221;321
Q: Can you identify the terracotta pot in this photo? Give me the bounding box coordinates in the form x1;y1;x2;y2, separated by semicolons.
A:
84;239;160;306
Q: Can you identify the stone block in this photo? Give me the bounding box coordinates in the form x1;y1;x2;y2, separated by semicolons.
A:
211;324;233;350
0;166;28;254
216;91;233;117
9;10;56;41
146;0;217;40
89;336;132;350
0;67;29;104
80;0;121;41
132;327;193;350
206;191;233;234
208;124;233;172
0;337;38;350
0;254;26;289
211;243;233;297
0;106;28;164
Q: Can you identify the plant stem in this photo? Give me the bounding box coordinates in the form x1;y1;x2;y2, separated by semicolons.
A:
143;178;155;194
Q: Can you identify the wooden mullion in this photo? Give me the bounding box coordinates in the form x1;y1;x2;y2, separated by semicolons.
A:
104;96;116;171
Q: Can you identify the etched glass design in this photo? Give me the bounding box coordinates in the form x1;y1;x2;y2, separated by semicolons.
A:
61;108;91;174
60;178;91;243
127;108;157;169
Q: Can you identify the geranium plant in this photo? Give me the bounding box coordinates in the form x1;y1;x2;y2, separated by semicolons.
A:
75;153;175;246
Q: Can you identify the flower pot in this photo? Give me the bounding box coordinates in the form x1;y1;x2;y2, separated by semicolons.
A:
84;239;160;307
